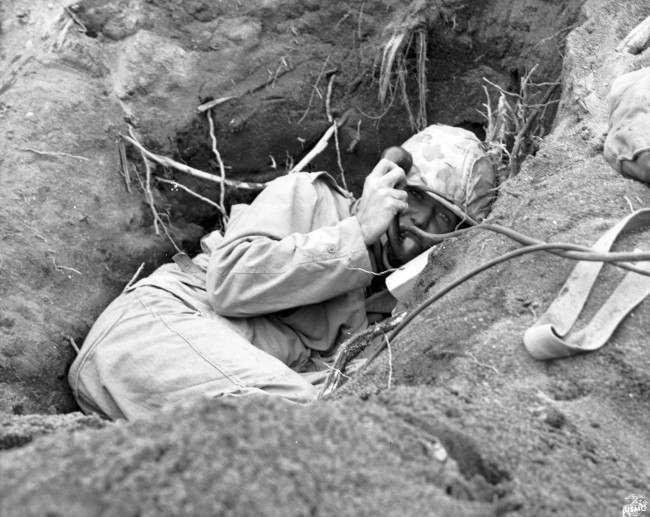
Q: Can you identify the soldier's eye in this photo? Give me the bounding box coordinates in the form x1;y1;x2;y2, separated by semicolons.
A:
409;189;424;200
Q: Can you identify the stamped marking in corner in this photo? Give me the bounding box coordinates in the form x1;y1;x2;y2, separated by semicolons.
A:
623;494;648;517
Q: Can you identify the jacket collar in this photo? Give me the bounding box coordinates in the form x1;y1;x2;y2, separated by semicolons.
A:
309;171;354;199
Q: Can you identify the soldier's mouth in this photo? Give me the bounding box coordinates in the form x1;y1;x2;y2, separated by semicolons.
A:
400;225;422;244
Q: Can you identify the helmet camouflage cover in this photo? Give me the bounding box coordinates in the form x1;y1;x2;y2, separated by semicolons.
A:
401;124;497;221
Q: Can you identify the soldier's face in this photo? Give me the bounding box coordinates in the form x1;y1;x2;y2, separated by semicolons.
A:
386;188;459;266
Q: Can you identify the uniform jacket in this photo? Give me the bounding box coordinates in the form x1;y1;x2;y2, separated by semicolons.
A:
131;172;376;369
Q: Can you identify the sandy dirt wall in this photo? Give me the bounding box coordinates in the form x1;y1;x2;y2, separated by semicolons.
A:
0;0;412;412
0;0;584;413
0;0;648;515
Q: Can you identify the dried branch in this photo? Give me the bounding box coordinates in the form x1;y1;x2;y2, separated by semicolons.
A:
290;123;337;173
298;56;330;124
120;133;266;191
47;251;82;276
385;334;393;389
378;25;427;131
198;59;304;112
128;128;182;252
481;66;560;180
63;6;88;33
333;124;348;190
117;140;132;193
65;335;80;354
123;262;145;292
289;109;353;174
397;59;417;131
156;177;225;213
21;147;89;161
318;313;405;399
137;135;160;235
54;18;73;50
482;77;522;99
325;73;337;122
206;109;229;223
197;96;237;113
510;78;559;177
346;119;362;153
415;28;428;130
465;352;500;375
378;31;407;104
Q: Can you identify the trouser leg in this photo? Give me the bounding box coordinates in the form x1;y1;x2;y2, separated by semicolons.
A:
68;286;317;420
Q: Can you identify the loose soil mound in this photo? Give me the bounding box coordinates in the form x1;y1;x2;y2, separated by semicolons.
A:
0;0;648;515
0;392;519;517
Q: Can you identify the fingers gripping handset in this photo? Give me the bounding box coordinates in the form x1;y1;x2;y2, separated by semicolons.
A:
355;148;412;246
380;146;413;178
380;146;414;247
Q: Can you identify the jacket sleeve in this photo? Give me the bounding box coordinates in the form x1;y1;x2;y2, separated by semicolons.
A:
206;173;373;317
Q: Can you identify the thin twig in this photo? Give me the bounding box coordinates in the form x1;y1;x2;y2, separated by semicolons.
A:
465;352;500;375
379;31;406;104
289;109;353;174
198;60;303;112
347;119;362;153
139;137;159;235
482;77;522;99
21;147;89;161
206;109;229;223
354;91;397;120
63;6;87;33
510;77;559;176
197;96;237;113
333;124;348;190
298;56;330;124
275;56;291;87
357;1;365;40
22;221;47;242
334;11;351;29
128;128;182;252
318;314;404;399
158;215;182;253
123;262;145;292
318;360;352;380
623;195;635;213
54;18;73;50
385;334;393;389
48;253;82;275
345;265;402;276
415;28;427;130
120;133;265;191
156;177;225;212
117;140;132;193
65;335;80;354
397;58;417;131
290;123;337;173
325;73;336;122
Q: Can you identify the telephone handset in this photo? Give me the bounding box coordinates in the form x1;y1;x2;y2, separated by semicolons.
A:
381;146;414;253
380;146;413;179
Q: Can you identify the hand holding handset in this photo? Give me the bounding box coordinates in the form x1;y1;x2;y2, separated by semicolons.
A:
379;147;430;302
380;146;413;259
355;149;409;246
380;146;413;184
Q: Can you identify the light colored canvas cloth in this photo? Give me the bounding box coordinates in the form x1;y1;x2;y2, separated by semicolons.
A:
69;172;373;420
604;66;650;183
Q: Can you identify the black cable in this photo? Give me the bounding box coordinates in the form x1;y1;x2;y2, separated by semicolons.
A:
359;242;648;373
405;223;650;277
356;186;649;377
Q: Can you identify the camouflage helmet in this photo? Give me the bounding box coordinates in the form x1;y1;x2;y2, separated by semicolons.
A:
401;124;497;221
